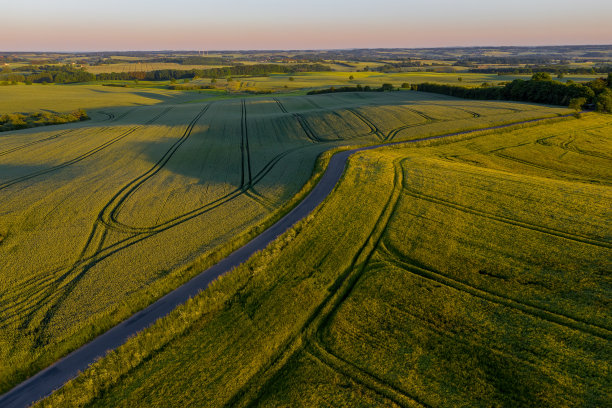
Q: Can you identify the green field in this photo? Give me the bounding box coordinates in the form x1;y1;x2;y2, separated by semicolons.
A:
0;84;188;114
34;113;611;407
191;71;604;94
0;89;574;395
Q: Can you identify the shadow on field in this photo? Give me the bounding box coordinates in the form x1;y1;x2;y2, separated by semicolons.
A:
0;163;54;181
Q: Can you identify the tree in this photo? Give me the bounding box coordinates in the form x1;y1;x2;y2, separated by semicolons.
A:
557;72;565;79
568;97;586;111
380;83;394;91
532;72;552;81
596;89;612;113
349;75;354;81
458;77;462;82
401;83;410;89
288;76;294;81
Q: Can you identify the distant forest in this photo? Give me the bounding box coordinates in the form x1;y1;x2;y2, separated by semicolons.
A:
1;63;331;84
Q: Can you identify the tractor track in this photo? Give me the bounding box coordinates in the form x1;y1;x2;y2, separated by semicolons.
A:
226;159;408;408
536;135;612;161
379;243;612;341
400;186;611;248
345;108;385;141
0;107;172;191
0;129;78;158
274;97;324;143
0;110;596;408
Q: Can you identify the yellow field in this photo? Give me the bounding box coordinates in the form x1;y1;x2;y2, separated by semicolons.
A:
0;91;572;393
35;113;611;407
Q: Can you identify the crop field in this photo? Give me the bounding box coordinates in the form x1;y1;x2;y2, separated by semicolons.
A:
0;91;574;396
194;71;604;94
85;63;231;74
0;84;191;114
31;109;612;406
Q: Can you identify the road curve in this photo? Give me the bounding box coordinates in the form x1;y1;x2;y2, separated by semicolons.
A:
0;113;571;408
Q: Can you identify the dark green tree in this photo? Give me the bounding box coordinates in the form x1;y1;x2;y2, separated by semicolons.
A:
532;72;552;81
596;89;612;113
568;97;586;111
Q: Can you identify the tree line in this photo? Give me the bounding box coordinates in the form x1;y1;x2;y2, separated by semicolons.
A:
468;66;612;75
96;63;331;81
412;73;612;113
307;83;395;95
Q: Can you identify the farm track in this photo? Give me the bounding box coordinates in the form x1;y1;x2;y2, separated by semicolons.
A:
0;112;597;408
378;243;612;341
0;107;172;192
400;186;611;249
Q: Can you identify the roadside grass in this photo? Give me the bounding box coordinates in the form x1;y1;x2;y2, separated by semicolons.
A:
32;110;610;407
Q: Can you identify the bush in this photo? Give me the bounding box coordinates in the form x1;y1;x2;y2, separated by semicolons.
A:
0;109;89;132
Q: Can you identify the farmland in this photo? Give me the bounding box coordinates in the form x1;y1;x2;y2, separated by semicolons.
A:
0;89;574;397
34;112;611;407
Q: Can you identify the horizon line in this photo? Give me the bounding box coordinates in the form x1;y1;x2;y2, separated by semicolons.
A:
2;43;612;54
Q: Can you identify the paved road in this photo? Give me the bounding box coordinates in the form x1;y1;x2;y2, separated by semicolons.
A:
0;114;570;407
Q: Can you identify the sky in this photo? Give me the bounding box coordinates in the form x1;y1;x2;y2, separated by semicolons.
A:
2;0;611;51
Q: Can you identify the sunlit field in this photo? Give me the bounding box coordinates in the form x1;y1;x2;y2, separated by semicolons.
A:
0;90;572;394
34;112;610;407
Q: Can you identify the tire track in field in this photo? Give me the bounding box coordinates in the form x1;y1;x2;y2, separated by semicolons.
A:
226;159;427;408
111;107;137;122
0;107;173;191
101;142;307;234
2;114;592;408
0;108;176;329
400;186;611;248
96;111;115;121
2;105;310;331
0;129;78;158
301;96;372;141
377;294;551;375
9;106;195;339
345;108;385;141
306;343;425;408
536;135;612;161
493;152;611;184
273;97;323;143
241;99;253;187
379;243;612;341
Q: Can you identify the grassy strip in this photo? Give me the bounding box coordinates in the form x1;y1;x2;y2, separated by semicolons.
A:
0;110;89;132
